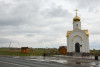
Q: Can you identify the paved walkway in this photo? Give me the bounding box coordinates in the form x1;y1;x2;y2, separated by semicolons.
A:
12;55;100;67
0;56;76;67
1;55;100;67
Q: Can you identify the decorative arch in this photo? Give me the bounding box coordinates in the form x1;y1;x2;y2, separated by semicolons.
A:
72;35;83;41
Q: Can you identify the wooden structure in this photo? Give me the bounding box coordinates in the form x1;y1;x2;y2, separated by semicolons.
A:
21;47;29;54
59;46;67;55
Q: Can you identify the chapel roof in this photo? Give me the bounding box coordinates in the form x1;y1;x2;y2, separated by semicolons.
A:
66;31;72;37
82;30;89;37
66;30;89;37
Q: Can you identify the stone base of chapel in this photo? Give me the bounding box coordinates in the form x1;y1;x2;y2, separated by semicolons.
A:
67;52;90;56
82;53;90;56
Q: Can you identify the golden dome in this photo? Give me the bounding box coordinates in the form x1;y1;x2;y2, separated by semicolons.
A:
73;16;80;22
73;9;80;22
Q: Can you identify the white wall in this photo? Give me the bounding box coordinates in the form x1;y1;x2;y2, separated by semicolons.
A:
67;30;90;53
73;22;81;30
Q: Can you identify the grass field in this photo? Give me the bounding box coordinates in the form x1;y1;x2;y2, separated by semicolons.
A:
0;48;58;56
90;50;100;56
0;48;100;56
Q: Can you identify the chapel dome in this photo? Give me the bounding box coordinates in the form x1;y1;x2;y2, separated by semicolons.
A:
73;16;80;22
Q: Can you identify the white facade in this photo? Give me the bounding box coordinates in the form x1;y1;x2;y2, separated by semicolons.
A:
66;14;90;54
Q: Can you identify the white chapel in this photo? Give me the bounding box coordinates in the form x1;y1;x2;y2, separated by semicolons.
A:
66;10;90;56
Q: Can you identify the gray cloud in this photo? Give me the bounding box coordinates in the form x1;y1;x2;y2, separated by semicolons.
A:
0;0;100;49
0;38;11;44
42;6;72;18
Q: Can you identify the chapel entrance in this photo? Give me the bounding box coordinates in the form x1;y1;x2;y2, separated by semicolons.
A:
75;42;80;52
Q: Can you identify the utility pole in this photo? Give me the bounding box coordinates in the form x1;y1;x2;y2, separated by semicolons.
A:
9;42;11;49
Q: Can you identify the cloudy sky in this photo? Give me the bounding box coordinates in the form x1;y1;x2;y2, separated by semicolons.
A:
0;0;100;49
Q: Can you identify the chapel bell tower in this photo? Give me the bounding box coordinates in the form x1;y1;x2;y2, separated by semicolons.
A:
73;9;81;30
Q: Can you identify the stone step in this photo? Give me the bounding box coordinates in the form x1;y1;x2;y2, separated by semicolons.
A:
73;53;82;57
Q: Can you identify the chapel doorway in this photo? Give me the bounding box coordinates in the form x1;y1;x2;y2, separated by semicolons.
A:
75;42;80;52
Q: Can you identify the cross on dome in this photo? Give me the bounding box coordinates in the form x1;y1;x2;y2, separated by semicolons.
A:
73;9;80;22
75;9;78;17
